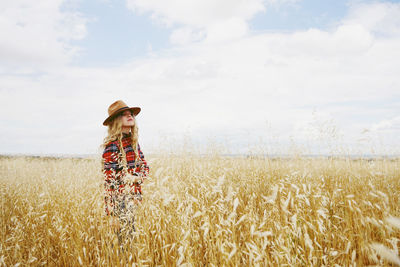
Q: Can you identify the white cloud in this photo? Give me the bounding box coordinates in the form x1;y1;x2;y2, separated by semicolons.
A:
372;116;400;132
126;0;299;43
170;27;206;45
126;0;265;27
0;0;87;68
344;2;400;37
204;17;249;43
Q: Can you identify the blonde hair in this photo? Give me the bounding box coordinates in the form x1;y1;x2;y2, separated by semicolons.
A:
101;113;139;171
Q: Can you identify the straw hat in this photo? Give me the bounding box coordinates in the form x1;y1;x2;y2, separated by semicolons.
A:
103;100;141;126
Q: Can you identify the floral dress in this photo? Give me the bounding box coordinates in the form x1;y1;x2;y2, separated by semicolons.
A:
102;132;149;219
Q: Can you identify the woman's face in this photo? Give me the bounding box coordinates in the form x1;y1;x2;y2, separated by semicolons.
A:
120;110;135;127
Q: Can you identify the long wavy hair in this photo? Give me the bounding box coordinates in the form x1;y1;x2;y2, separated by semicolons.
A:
101;113;139;171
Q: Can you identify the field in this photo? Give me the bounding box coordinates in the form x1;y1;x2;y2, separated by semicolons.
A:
1;153;400;266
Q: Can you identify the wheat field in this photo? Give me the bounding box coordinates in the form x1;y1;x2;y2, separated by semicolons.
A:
1;153;400;266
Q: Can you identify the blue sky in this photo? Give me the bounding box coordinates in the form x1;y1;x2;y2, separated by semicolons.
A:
0;0;399;156
69;0;171;67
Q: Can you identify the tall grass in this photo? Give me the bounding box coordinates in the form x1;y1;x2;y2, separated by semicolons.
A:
1;154;399;266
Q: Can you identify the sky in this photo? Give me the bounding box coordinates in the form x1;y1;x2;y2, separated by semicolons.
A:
0;0;399;156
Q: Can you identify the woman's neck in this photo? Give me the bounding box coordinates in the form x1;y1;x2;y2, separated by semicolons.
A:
122;127;131;134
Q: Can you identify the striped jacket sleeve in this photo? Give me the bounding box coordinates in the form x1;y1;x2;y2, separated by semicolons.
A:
102;142;121;182
102;142;121;216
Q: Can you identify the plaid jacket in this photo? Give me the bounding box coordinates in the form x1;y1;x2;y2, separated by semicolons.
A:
102;132;149;216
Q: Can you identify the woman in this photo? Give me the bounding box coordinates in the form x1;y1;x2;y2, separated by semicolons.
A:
101;100;150;238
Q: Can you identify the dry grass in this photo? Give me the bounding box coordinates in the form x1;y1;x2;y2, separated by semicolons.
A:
1;154;400;266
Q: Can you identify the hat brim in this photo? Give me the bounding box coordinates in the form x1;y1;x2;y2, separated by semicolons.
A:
103;107;141;126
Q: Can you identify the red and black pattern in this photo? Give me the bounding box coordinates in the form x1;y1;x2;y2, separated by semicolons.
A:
102;132;149;216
